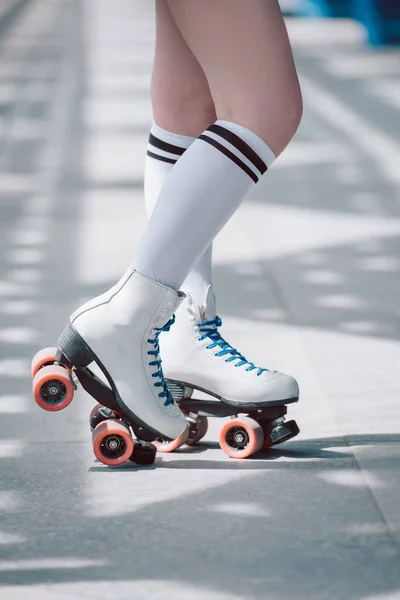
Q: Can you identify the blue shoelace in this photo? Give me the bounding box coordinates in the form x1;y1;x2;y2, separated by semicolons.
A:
147;315;175;406
198;317;268;376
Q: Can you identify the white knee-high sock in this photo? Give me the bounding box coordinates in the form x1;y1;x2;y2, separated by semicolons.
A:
144;123;213;308
136;120;275;291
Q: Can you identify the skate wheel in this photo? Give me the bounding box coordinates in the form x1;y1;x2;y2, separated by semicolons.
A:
264;419;300;448
219;417;264;459
129;442;157;465
31;347;58;378
92;420;134;466
153;426;189;453
32;365;74;411
187;416;208;446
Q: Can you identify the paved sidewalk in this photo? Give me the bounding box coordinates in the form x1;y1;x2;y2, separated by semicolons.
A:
0;2;399;599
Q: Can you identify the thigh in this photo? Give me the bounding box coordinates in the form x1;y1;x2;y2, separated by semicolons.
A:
152;0;216;136
166;0;302;155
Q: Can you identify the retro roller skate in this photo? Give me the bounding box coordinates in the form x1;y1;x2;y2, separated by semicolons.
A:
31;269;188;467
154;285;300;459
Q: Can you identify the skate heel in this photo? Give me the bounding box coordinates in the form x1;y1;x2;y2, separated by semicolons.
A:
57;322;94;368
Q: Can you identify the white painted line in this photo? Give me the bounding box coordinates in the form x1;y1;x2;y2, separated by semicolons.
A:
83;97;152;129
0;328;37;343
361;256;400;272
0;491;21;511
274;141;349;169
302;269;345;285
0;532;26;546
339;321;378;334
8;249;45;265
0;359;30;377
210;502;271;517
0;281;33;296
317;294;365;309
0;558;106;571
0;395;29;414
11;269;43;284
16;217;51;231
302;75;400;185
319;469;384;488
12;230;48;245
0;441;26;458
0;174;39;193
0;300;37;315
84;132;146;182
0;580;243;600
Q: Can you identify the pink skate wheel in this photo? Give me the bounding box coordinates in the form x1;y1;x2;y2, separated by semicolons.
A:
219;417;264;459
92;420;134;466
32;365;74;412
153;426;189;453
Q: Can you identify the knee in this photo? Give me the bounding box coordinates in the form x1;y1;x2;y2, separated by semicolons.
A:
153;80;217;137
214;79;303;158
275;82;303;153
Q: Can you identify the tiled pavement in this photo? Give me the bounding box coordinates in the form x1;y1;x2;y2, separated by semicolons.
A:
0;2;399;599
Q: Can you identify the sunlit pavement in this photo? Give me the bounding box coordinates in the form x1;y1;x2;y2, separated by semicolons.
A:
0;1;399;599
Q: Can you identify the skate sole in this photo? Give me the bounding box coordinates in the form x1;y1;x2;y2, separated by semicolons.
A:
166;378;299;409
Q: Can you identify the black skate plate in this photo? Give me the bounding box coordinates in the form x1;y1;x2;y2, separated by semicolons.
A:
75;367;159;442
167;378;298;412
178;396;288;420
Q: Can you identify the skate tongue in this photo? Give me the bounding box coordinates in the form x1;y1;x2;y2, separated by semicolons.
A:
183;283;217;323
202;284;217;322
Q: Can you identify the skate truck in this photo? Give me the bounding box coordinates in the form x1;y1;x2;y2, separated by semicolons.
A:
31;347;299;466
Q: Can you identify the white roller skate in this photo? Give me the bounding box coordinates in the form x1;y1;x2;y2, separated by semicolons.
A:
157;284;300;458
32;269;188;466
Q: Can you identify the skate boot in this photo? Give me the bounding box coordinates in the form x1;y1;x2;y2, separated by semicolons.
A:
53;269;188;442
157;284;300;458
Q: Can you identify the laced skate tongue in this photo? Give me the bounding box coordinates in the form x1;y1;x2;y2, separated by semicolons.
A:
202;284;217;321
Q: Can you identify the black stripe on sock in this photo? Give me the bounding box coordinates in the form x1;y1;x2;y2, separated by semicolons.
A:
199;134;259;184
147;150;177;165
149;133;186;156
207;124;267;175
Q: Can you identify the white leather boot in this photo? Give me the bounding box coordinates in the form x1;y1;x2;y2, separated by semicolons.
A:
160;285;299;407
58;269;188;440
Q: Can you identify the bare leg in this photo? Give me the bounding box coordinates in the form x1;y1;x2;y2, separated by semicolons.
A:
152;0;216;136
166;0;302;157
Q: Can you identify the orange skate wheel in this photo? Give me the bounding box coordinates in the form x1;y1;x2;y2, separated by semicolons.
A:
31;347;57;378
32;365;74;412
92;420;134;466
152;425;189;453
219;417;264;459
31;346;71;378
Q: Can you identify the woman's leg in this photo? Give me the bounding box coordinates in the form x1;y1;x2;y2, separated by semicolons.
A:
151;0;216;137
136;0;302;290
145;0;215;308
165;0;302;157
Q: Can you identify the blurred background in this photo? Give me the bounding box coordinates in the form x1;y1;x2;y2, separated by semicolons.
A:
0;1;400;599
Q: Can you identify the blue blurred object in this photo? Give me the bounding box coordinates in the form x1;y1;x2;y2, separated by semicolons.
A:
297;0;352;17
296;0;400;46
352;0;400;45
